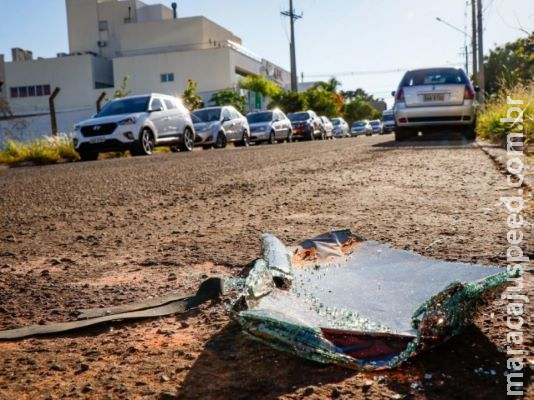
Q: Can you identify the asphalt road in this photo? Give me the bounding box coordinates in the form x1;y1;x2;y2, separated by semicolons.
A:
0;134;532;399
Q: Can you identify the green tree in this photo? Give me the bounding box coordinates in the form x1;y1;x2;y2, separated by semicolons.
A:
268;90;307;113
313;77;341;93
343;99;381;124
304;88;337;118
484;32;534;95
340;88;375;103
182;79;203;110
238;75;283;98
210;90;247;114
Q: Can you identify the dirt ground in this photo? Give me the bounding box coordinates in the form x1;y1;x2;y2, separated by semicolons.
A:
0;135;532;399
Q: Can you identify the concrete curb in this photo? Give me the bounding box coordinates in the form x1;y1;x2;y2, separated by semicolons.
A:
476;139;533;190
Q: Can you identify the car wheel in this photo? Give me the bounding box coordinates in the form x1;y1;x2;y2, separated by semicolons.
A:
78;151;98;161
215;132;227;149
462;124;476;141
235;130;250;147
286;130;293;143
133;128;154;156
395;128;415;142
320;129;326;140
178;127;194;152
268;130;275;145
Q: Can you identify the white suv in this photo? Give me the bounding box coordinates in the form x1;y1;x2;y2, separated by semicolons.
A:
73;93;195;161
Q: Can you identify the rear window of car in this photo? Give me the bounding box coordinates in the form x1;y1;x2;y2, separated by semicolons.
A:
288;112;310;122
401;69;467;86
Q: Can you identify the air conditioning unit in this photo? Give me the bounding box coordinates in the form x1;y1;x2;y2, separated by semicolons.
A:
97;41;107;48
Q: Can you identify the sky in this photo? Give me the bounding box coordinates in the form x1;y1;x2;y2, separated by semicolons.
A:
0;0;533;105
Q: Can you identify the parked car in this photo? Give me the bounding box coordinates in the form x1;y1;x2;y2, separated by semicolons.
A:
73;94;195;161
351;120;373;136
381;110;396;133
392;67;477;141
331;117;350;138
287;110;323;141
319;116;334;140
192;106;250;149
246;109;292;144
369;119;383;135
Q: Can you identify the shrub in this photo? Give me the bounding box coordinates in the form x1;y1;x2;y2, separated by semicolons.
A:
0;136;79;165
477;81;533;149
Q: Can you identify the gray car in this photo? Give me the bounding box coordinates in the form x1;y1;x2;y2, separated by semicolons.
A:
331;117;350;138
351;120;373;137
392;67;477;141
192;106;250;149
246;109;292;144
369;119;383;135
320;116;334;140
382;110;396;133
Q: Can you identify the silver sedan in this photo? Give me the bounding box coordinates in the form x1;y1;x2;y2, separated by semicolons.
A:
392;67;477;141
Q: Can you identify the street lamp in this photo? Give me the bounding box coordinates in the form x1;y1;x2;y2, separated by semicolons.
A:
435;17;470;75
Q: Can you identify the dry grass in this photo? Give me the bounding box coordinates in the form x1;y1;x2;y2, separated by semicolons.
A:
477;82;533;150
0;136;79;165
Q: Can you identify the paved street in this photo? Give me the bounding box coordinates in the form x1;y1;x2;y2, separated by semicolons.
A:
0;135;532;399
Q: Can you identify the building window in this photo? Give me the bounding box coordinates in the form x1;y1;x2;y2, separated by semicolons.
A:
160;73;174;83
99;20;108;31
10;84;51;98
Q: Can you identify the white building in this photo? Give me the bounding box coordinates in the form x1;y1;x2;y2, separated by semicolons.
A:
0;0;290;141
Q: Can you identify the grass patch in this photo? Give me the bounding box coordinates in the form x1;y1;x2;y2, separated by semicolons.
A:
477;81;533;150
0;136;79;165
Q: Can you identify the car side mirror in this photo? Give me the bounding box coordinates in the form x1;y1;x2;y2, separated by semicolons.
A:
391;91;396;97
222;116;230;122
474;85;480;93
149;107;163;113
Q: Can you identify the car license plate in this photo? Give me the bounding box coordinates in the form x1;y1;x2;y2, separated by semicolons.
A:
424;93;445;102
89;137;106;144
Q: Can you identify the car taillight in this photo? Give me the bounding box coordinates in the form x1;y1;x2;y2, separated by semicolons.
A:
464;85;475;100
396;88;405;102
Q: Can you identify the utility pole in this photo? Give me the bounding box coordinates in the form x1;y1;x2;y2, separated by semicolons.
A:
477;0;485;105
281;0;302;92
471;0;478;83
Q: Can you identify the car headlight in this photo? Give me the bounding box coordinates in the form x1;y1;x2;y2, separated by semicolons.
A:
118;116;138;126
73;124;81;131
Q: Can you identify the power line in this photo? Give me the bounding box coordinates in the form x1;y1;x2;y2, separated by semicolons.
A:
305;68;408;78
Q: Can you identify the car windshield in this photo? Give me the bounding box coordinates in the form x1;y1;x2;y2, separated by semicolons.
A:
331;119;341;125
353;121;366;127
96;96;149;117
288;112;310;122
370;121;380;126
247;112;273;123
401;69;468;86
192;108;221;123
382;114;395;121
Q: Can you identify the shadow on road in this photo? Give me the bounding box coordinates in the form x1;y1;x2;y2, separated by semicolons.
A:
178;322;528;399
373;129;477;149
178;322;355;399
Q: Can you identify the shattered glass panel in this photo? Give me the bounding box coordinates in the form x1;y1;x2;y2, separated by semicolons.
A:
231;231;509;370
